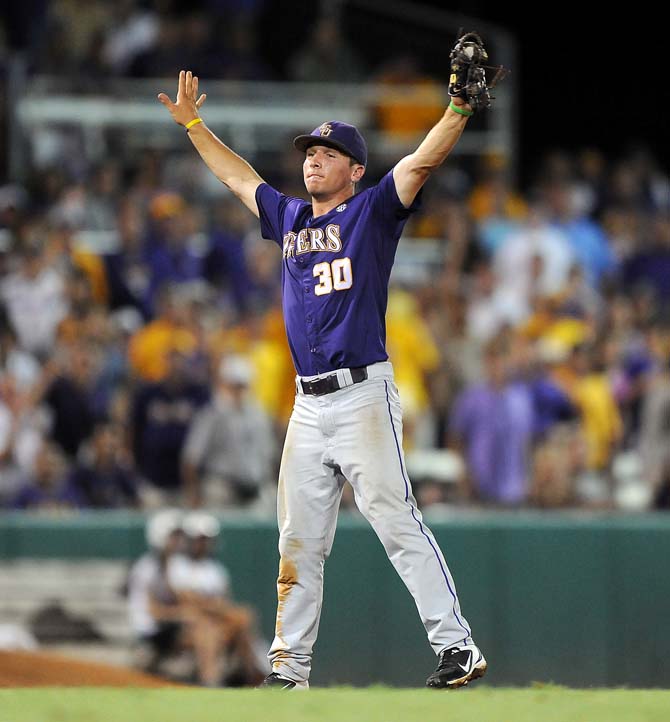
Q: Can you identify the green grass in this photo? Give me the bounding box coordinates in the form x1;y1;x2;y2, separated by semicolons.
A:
1;686;669;722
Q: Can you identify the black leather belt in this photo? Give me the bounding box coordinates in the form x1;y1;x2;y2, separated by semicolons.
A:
299;367;368;396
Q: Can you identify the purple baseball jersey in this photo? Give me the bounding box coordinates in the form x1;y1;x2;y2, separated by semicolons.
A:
255;170;421;376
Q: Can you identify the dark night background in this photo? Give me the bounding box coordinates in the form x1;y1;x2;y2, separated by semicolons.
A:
454;3;668;183
3;1;668;185
259;1;668;186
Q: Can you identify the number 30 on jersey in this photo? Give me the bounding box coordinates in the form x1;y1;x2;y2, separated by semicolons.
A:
313;257;353;296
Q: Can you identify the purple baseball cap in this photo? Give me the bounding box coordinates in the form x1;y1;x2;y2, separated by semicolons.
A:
294;121;368;166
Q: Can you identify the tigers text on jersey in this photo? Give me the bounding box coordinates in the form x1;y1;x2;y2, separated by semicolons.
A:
255;170;421;376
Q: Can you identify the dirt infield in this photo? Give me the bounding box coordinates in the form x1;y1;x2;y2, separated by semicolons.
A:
0;650;177;687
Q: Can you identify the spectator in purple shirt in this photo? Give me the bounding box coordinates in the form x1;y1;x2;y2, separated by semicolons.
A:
68;422;139;508
142;194;204;315
131;347;209;506
621;214;670;306
42;343;103;459
203;199;254;314
10;441;82;511
449;342;535;505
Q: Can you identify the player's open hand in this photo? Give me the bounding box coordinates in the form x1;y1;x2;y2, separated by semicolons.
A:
157;70;207;127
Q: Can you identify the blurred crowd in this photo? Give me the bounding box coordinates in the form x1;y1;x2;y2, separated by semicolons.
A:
3;0;362;85
0;2;668;514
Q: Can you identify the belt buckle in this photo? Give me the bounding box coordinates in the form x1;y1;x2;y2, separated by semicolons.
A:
306;379;319;395
301;377;324;396
302;373;339;396
316;375;337;395
319;378;332;395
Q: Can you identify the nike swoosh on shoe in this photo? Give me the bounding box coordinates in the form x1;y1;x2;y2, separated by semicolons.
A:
457;652;472;672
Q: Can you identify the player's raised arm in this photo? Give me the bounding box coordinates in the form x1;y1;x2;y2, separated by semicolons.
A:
158;70;264;217
393;32;505;208
392;98;472;208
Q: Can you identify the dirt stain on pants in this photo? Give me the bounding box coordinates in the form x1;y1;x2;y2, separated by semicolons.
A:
275;539;302;642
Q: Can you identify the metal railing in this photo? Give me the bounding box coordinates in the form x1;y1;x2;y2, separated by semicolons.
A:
16;77;512;163
8;1;517;178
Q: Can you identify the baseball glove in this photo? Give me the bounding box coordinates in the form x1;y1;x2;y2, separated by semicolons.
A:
448;31;508;112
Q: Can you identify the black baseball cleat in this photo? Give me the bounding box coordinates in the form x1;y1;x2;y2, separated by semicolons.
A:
426;644;487;689
258;672;309;690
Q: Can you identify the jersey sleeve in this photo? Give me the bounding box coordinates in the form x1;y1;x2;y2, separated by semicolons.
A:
255;182;303;248
368;169;423;223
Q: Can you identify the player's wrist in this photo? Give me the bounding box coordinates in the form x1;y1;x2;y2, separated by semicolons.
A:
185;117;203;131
448;100;474;117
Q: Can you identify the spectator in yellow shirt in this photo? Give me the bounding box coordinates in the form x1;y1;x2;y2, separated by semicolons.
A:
128;286;198;382
372;56;445;140
386;288;440;445
570;345;623;470
207;308;295;426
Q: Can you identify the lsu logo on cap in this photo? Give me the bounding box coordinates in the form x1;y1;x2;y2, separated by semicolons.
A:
318;123;333;137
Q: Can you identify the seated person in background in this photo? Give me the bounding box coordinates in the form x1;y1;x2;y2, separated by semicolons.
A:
168;512;266;686
127;508;186;674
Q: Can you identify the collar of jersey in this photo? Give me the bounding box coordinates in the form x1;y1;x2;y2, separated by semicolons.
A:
307;192;358;223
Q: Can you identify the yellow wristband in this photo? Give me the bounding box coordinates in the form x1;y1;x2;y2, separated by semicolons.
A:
449;101;474;117
185;118;203;131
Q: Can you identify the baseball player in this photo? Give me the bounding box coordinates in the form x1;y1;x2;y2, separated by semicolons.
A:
158;34;493;690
